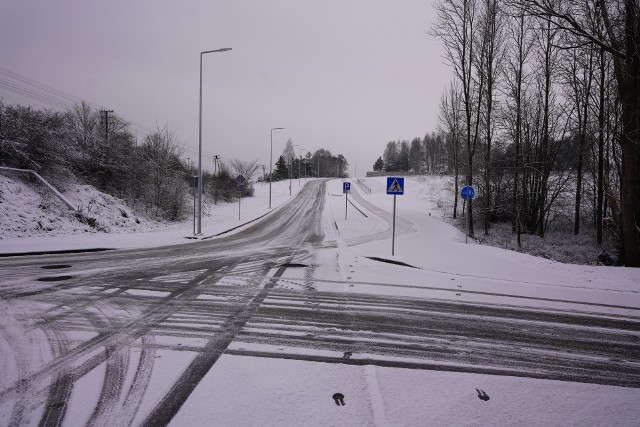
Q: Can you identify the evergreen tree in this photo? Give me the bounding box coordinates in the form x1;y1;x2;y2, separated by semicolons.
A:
373;157;384;172
273;155;288;180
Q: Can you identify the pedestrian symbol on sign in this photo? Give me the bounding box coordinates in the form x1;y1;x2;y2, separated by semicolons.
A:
386;177;404;195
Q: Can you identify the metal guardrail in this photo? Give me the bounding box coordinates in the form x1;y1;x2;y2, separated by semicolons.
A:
0;166;75;210
356;178;371;194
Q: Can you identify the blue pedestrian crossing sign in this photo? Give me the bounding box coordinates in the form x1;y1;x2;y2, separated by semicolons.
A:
461;186;475;200
343;182;351;193
386;177;405;195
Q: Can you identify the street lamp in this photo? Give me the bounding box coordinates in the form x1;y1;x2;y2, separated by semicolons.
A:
298;149;306;186
269;127;285;209
197;47;231;235
290;144;298;196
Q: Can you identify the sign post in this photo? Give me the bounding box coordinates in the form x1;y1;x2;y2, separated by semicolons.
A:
343;182;351;220
236;175;246;220
460;185;475;243
386;177;405;255
188;176;199;235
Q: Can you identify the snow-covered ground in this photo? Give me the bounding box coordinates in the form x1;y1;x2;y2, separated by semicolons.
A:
319;177;640;317
2;174;640;425
0;172;302;254
172;356;640;427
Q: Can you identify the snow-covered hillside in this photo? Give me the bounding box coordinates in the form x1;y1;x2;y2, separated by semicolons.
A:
0;172;301;253
0;173;155;238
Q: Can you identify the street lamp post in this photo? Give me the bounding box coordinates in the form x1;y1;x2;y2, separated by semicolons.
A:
289;144;298;196
298;149;306;186
269;127;285;209
198;47;231;235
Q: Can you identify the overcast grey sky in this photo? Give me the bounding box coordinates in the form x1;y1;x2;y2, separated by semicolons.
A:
1;0;450;176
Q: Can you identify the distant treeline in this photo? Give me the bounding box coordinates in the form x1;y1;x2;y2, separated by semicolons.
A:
267;138;349;181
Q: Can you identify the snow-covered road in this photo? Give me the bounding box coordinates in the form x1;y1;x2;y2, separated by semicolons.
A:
1;177;640;426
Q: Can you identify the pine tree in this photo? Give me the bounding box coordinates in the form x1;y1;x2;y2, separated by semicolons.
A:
373;157;384;172
274;155;288;180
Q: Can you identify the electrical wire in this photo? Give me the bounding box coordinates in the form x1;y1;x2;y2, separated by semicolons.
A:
0;66;156;137
0;67;224;164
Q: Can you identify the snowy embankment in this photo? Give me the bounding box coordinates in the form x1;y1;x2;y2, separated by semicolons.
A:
0;173;301;254
321;177;640;317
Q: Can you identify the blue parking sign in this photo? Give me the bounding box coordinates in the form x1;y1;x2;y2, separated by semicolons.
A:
343;182;351;193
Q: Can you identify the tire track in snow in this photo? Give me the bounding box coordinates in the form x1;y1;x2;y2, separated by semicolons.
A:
141;261;286;426
118;335;156;426
85;347;128;426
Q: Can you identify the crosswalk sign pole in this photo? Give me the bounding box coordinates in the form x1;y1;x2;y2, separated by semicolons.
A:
392;194;397;256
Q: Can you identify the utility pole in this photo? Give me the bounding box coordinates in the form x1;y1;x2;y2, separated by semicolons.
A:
213;155;221;176
100;109;114;189
101;109;114;144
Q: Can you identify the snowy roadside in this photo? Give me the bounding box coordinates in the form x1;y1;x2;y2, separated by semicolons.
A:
319;177;640;317
0;174;303;255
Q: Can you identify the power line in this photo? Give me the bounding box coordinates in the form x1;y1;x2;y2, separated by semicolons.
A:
0;77;72;110
0;67;217;163
0;66;82;106
0;66;155;137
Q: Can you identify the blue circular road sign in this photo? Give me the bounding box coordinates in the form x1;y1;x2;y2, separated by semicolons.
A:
461;186;475;200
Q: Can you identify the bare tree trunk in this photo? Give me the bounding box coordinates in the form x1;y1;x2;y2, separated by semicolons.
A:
597;47;606;245
510;11;529;248
536;17;555;238
617;0;640;265
573;48;594;236
482;0;502;236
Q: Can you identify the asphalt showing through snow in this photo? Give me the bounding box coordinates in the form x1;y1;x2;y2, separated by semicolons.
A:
1;179;639;425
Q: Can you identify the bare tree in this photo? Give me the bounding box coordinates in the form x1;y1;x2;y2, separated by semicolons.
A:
66;101;100;177
432;0;485;235
438;83;464;219
409;137;423;172
502;6;535;248
479;0;506;234
532;7;562;237
230;159;261;184
139;125;186;219
505;0;640;266
563;43;596;235
282;139;296;164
